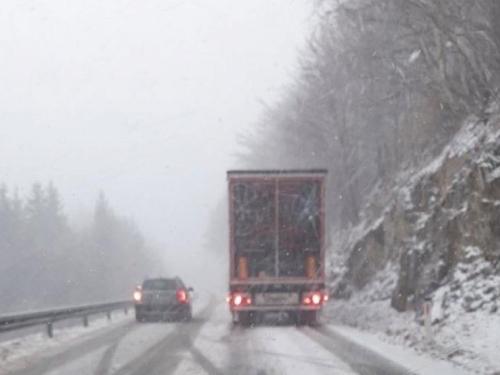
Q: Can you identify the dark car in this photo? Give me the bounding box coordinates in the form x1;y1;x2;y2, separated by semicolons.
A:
133;277;193;322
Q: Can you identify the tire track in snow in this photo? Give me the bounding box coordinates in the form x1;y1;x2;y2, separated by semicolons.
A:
5;321;138;375
300;326;415;375
189;346;224;375
112;297;217;375
95;342;118;375
246;325;356;375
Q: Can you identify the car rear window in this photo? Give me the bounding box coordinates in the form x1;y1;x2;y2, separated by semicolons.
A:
142;279;177;290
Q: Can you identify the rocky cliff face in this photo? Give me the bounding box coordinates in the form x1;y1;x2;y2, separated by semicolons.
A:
335;112;500;318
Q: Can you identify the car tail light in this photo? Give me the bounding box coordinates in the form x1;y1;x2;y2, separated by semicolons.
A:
228;293;252;307
133;286;142;304
177;288;189;303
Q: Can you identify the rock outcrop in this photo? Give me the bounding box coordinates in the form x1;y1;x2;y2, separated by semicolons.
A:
336;113;500;317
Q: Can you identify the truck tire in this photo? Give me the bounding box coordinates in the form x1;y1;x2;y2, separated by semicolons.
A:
306;311;318;326
239;312;257;326
232;312;239;325
294;311;318;326
294;312;306;326
239;312;250;326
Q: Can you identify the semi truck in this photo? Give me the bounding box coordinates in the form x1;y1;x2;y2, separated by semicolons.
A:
227;169;328;325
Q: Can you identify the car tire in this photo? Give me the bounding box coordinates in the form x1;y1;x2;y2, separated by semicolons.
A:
135;307;146;323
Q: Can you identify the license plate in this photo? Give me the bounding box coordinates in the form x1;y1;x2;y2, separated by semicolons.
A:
255;293;299;306
146;293;175;305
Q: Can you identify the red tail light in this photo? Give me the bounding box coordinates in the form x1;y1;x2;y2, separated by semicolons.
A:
177;288;189;303
311;293;322;305
228;293;252;307
302;292;325;305
234;294;243;306
133;286;142;304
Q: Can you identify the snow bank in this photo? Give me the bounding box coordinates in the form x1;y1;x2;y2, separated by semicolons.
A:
0;311;132;367
325;254;500;374
327;324;474;375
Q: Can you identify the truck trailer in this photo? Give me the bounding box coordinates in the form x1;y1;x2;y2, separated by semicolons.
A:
227;169;327;325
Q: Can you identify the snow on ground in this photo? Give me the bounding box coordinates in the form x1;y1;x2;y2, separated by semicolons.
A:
249;325;356;374
327;325;474;375
0;310;132;366
104;322;176;372
0;291;212;373
44;346;109;375
324;261;500;375
172;352;207;375
190;300;231;371
192;300;357;374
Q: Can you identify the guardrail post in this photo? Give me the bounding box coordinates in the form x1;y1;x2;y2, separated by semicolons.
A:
124;307;128;315
83;316;89;327
423;296;433;345
107;311;111;321
47;322;53;338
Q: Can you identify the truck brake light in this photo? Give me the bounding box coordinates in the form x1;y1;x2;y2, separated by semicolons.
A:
302;292;325;305
312;293;322;305
234;295;243;306
229;293;252;307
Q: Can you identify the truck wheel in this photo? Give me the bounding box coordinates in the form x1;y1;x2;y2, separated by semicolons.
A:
239;312;250;326
239;312;256;327
306;311;318;326
294;312;306;326
232;312;239;325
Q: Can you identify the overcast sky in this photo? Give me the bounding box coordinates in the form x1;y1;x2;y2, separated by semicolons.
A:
0;0;312;285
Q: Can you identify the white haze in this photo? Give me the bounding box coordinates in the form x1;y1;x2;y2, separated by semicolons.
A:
0;0;311;290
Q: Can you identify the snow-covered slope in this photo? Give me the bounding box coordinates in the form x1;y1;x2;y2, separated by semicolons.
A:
327;110;500;374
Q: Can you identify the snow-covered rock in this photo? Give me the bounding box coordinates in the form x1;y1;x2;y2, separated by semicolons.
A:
328;111;500;374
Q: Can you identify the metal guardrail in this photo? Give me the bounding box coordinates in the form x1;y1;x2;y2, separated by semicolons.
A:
0;300;133;338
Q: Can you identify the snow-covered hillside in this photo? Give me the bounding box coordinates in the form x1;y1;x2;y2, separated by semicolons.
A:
327;110;500;374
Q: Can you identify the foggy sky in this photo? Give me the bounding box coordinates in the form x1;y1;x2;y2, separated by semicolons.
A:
0;0;311;287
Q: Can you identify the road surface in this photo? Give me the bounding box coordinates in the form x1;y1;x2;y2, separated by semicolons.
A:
1;296;413;375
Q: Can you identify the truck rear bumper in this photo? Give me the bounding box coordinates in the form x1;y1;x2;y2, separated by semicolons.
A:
230;278;324;287
231;305;321;312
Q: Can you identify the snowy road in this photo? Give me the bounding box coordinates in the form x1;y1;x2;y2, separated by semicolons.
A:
1;296;414;375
